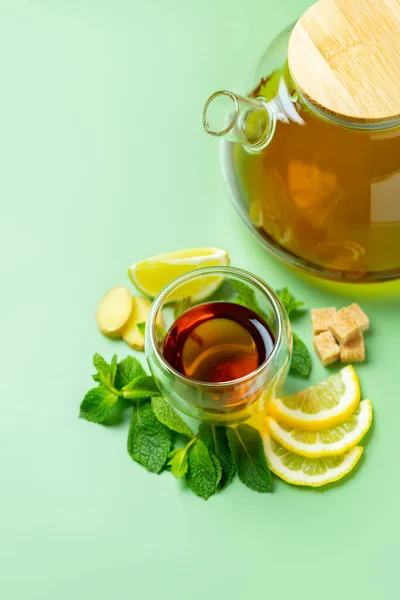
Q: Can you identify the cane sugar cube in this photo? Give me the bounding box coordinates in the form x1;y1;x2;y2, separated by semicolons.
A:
345;303;369;332
313;331;340;366
340;332;365;363
330;307;359;344
311;307;337;335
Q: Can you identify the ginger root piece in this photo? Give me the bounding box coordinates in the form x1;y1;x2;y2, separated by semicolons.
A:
340;333;365;364
96;286;133;338
122;296;152;351
313;331;340;366
311;307;337;335
122;296;163;351
330;307;360;344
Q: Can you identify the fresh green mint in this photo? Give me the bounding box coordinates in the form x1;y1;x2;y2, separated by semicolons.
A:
127;401;172;474
227;424;271;493
230;281;311;378
173;297;192;320
187;439;222;500
115;355;146;389
121;375;159;400
93;353;118;392
80;341;310;498
151;396;193;437
230;279;270;323
291;332;312;378
137;322;146;336
199;424;236;490
80;386;119;424
276;287;304;318
81;355;158;423
167;441;196;479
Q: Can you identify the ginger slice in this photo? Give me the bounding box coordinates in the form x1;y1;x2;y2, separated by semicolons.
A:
122;296;152;351
96;286;133;338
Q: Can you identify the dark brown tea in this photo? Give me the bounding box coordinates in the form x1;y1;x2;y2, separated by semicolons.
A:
163;302;275;383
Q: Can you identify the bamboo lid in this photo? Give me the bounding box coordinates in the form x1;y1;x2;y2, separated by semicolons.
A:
288;0;400;123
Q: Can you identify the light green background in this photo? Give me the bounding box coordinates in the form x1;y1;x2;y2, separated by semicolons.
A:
2;1;400;598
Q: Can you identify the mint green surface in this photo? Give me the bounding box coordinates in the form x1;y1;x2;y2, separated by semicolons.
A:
2;1;400;598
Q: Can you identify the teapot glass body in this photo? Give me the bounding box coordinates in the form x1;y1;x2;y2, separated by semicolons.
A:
214;25;400;282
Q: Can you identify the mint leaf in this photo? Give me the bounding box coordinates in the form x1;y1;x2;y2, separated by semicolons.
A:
122;374;159;400
151;397;193;437
211;454;222;488
230;280;270;323
173;297;192;320
115;356;146;389
93;353;118;391
276;287;304;318
290;332;312;378
127;401;172;473
137;322;146;336
92;373;101;383
155;324;167;347
227;424;271;493
167;447;190;479
187;439;221;500
198;424;235;490
79;385;118;424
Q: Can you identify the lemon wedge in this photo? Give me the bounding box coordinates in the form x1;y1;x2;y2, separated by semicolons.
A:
263;434;363;487
265;399;372;458
267;366;360;430
128;248;229;301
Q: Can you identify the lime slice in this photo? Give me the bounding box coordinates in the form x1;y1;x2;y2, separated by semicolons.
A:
265;399;372;458
263;434;363;487
128;248;229;301
267;366;360;430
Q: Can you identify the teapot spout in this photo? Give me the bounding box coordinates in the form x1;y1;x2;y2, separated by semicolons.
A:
202;90;276;151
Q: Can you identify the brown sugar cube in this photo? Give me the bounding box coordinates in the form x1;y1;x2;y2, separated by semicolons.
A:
329;307;360;344
340;332;365;363
310;307;337;335
345;303;369;332
313;331;341;366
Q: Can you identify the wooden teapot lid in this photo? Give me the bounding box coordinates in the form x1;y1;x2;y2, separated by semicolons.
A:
288;0;400;123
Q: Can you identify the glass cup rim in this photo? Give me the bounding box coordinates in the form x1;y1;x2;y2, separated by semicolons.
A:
146;266;287;389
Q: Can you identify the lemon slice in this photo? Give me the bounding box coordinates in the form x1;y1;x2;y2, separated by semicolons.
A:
249;202;263;227
265;399;372;458
263;434;363;487
267;366;360;430
128;248;229;301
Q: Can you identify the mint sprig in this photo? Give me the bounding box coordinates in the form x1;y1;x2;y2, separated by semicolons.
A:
79;350;302;499
115;355;146;389
199;424;235;490
167;446;191;479
276;287;304;318
80;387;119;423
151;396;193;437
227;424;271;493
291;332;312;378
127;401;172;474
230;279;270;323
230;281;311;379
93;353;118;391
187;439;222;500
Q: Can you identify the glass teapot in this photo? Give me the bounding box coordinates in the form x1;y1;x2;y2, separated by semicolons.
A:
203;0;400;282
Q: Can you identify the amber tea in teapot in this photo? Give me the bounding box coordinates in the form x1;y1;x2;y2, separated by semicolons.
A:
203;0;400;282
